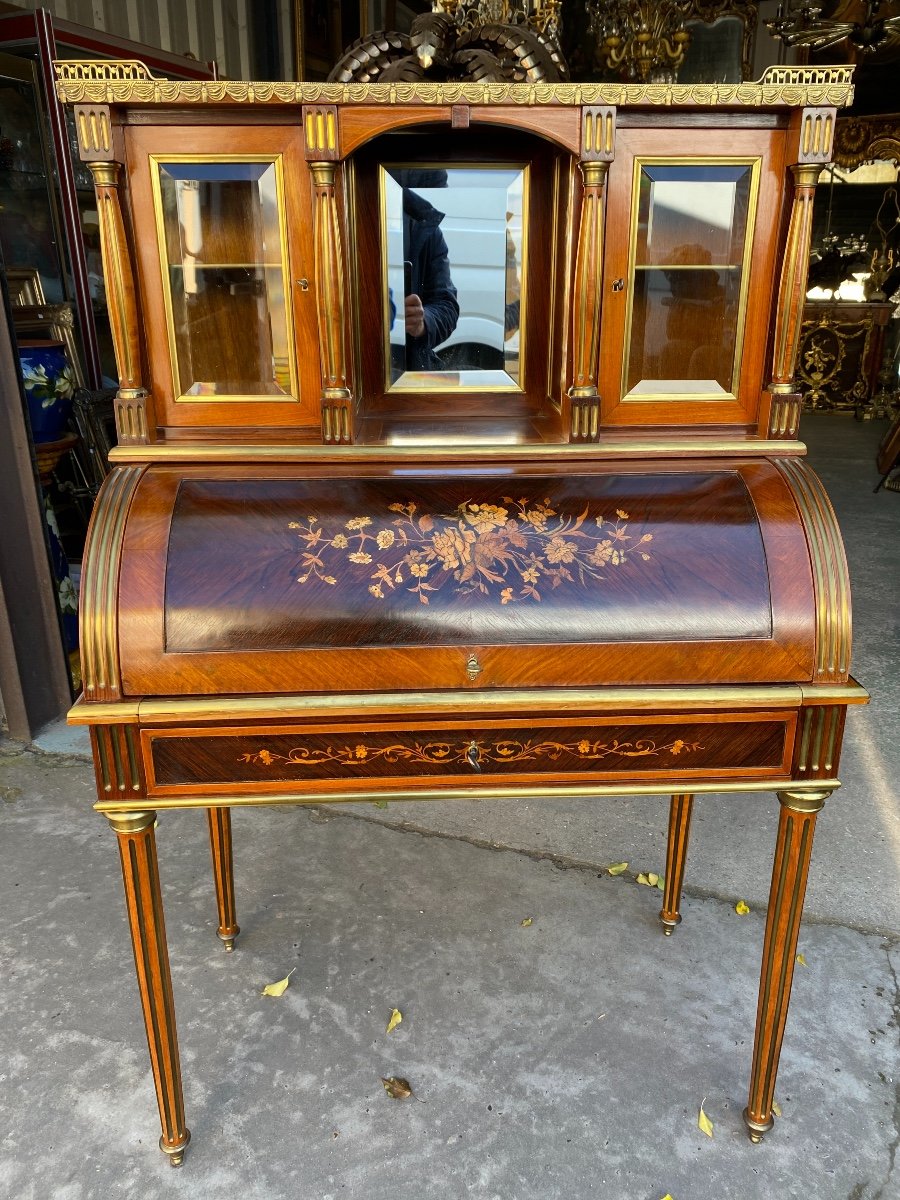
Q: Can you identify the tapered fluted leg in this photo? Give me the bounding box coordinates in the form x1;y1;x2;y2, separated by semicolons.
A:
660;793;694;935
107;810;190;1166
744;788;830;1143
207;807;240;951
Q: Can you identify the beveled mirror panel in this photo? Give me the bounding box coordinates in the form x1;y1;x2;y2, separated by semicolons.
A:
152;157;296;401
381;164;527;391
623;161;759;402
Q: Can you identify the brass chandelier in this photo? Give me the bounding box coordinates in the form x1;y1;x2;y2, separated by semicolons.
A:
588;1;692;81
766;1;900;53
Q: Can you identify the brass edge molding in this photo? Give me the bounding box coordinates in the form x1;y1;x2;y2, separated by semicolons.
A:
94;777;840;813
70;682;865;725
799;681;868;703
53;62;854;109
133;684;806;724
68;697;141;724
775;458;851;682
80;465;145;701
108;439;808;463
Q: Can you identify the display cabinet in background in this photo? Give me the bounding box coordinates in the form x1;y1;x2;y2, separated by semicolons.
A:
798;299;893;413
0;8;214;390
58;60;867;1166
0;11;215;700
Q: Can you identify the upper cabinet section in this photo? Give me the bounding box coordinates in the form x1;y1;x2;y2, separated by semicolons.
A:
56;64;855;451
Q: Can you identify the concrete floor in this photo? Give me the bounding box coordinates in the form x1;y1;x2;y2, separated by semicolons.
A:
2;413;898;1199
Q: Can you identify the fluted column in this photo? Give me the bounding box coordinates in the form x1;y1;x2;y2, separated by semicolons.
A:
568;161;608;442
311;161;353;444
207;807;240;951
659;794;694;935
87;161;153;443
107;810;190;1166
744;788;830;1143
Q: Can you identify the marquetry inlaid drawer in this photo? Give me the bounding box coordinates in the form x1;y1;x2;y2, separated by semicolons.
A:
142;711;797;797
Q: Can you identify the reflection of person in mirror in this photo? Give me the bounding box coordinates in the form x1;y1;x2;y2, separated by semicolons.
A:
660;242;731;384
504;219;521;339
400;171;459;370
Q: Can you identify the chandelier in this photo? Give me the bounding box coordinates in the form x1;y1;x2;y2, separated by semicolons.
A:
330;0;568;84
766;1;900;53
451;0;562;42
587;1;692;82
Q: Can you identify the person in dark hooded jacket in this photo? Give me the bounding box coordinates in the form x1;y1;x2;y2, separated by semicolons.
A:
398;172;460;371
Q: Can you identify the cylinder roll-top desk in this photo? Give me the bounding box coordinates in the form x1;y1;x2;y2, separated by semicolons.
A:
58;60;866;1165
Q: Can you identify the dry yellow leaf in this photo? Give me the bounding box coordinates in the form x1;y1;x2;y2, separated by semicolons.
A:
698;1100;714;1138
636;873;651;886
661;1195;675;1200
373;799;388;809
606;862;629;876
796;953;807;966
735;900;750;915
647;872;659;887
381;1076;413;1100
772;1099;783;1117
261;967;296;997
386;1007;402;1034
521;917;534;927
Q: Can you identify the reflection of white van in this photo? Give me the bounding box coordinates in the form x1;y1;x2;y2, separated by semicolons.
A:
413;170;523;371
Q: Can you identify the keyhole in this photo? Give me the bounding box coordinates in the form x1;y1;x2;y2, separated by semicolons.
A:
466;741;482;772
612;278;624;292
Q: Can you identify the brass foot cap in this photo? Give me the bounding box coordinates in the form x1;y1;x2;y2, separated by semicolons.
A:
742;1107;773;1143
160;1130;190;1167
659;912;681;936
217;926;240;951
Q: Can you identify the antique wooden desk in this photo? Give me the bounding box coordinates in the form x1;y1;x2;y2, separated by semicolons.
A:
58;61;867;1166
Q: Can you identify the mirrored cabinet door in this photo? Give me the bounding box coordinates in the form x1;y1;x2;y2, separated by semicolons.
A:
128;126;320;430
600;129;784;428
380;163;527;393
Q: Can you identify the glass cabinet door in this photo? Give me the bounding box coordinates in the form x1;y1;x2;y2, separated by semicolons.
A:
600;131;781;428
625;161;757;401
128;125;318;430
152;157;296;400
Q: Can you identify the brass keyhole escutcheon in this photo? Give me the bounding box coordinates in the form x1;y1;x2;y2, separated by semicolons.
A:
466;653;482;680
466;741;482;772
296;277;310;291
612;278;624;292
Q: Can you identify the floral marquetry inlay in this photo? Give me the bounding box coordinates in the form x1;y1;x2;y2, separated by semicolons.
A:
289;496;654;605
239;736;703;770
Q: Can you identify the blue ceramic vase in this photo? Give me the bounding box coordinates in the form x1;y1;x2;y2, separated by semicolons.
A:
19;338;76;443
